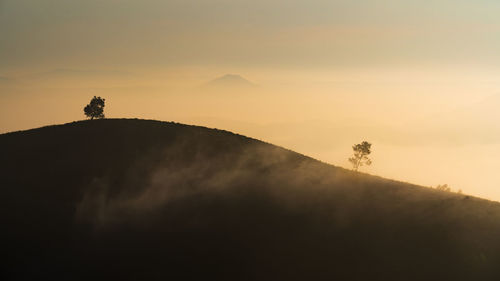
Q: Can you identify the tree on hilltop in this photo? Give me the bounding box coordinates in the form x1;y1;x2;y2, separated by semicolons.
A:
84;96;106;120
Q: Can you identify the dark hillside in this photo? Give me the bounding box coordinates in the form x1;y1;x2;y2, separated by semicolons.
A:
2;119;500;281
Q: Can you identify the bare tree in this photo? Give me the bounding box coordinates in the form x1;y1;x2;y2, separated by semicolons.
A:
349;141;372;172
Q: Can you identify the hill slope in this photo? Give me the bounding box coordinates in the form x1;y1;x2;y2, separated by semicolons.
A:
2;119;500;281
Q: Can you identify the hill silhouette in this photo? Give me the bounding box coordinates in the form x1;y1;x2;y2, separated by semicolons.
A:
2;119;500;281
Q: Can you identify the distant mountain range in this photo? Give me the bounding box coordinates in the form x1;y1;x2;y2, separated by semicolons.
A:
21;69;134;81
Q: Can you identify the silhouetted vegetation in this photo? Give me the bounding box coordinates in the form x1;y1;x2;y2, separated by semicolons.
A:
434;184;463;194
436;184;452;192
349;141;372;171
83;96;105;120
2;120;500;281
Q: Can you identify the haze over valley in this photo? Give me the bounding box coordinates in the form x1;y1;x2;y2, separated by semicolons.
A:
2;67;500;201
2;1;500;279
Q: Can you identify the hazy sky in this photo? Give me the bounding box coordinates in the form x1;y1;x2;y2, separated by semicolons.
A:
2;0;500;71
2;0;500;201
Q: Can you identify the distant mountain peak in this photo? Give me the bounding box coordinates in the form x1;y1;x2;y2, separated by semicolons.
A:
220;74;244;79
204;74;256;89
214;74;250;82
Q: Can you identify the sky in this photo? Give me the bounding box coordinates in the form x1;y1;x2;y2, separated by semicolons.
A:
1;0;500;201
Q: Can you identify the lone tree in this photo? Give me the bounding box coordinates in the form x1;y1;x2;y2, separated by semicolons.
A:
349;141;372;172
84;96;105;120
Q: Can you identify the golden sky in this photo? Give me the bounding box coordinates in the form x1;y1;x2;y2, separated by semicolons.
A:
1;0;500;201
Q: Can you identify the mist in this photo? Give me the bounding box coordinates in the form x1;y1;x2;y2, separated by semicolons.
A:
4;118;500;280
2;66;500;202
4;1;500;279
2;0;500;201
